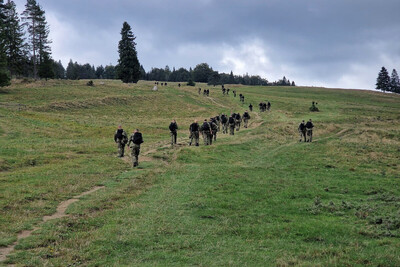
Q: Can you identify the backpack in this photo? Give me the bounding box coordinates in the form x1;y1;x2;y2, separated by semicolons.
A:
115;129;124;140
221;116;227;123
132;132;143;144
243;112;250;118
229;117;235;124
235;114;241;120
202;122;210;131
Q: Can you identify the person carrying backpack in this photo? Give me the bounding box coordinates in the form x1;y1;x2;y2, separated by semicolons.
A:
305;119;314;142
189;120;200;146
228;115;236;135
243;111;251;128
235;113;242;131
298;120;307;142
210;117;218;143
114;125;128;157
169;119;178;145
200;119;212;145
127;129;144;167
221;113;228;134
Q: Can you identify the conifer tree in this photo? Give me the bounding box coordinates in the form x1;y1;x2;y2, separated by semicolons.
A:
0;0;11;86
389;69;400;94
3;1;27;77
118;22;140;83
376;66;390;92
22;0;52;79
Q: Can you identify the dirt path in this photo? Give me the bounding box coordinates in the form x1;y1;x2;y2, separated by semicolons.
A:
0;186;105;263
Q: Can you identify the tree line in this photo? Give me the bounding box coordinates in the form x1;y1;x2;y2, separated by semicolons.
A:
0;0;62;86
376;67;400;94
0;0;295;87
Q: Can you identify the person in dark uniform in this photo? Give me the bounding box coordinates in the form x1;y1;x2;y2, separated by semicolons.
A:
249;104;253;112
169;119;178;145
305;119;314;142
298;120;306;142
189;120;200;146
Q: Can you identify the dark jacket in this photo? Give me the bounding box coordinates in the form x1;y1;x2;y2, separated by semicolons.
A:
169;122;178;132
189;123;199;132
305;121;314;129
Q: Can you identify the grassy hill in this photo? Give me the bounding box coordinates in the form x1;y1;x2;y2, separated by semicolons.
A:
1;80;399;266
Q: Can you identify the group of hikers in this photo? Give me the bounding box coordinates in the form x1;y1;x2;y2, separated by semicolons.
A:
170;111;252;147
114;83;315;168
114;110;252;167
298;119;314;142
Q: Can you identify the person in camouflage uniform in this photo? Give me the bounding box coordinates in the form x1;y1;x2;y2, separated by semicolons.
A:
243;111;251;128
189;120;200;146
169;119;178;145
298;120;306;142
228;115;235;135
127;129;143;167
210;117;218;143
235;113;242;131
200;119;212;145
114;125;128;157
305;119;314;142
221;113;228;134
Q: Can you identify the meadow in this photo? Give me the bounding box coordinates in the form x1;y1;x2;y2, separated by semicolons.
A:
0;80;399;266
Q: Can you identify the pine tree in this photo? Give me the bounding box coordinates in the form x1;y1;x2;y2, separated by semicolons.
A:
118;22;140;83
228;70;235;84
389;69;400;94
38;51;54;80
0;0;11;86
3;1;27;77
22;0;52;79
376;67;390;92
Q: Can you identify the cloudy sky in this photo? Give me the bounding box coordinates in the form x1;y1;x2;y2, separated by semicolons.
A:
13;0;400;89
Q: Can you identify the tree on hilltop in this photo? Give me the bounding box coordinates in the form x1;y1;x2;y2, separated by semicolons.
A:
389;69;400;94
118;22;140;83
0;0;11;87
192;63;213;83
376;66;390;92
22;0;52;79
3;1;27;77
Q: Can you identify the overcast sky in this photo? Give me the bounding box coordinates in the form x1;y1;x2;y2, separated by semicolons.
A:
13;0;400;89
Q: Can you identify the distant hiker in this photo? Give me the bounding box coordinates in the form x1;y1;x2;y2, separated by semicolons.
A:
263;102;267;112
165;82;168;86
249;103;253;112
114;125;128;157
222;88;226;95
207;89;210;96
221;113;228;134
178;83;181;87
169;119;179;145
200;119;212;145
127;129;143;167
210;117;218;143
233;90;237;97
267;101;271;111
227;88;230;94
161;82;164;86
241;95;245;103
298;120;306;142
259;102;263;112
243;111;251;128
189;120;200;146
305;119;314;142
198;88;201;94
228;115;236;135
235;113;242;131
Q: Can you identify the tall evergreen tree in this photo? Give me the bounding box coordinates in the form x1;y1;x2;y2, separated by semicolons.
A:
22;0;52;79
118;21;140;83
53;60;65;79
376;66;390;92
0;0;11;86
228;70;235;84
389;69;400;94
3;1;27;77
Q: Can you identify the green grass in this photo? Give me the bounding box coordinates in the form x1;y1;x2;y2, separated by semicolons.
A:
1;80;400;266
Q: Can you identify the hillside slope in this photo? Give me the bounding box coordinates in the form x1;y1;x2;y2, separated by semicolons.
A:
1;80;399;265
